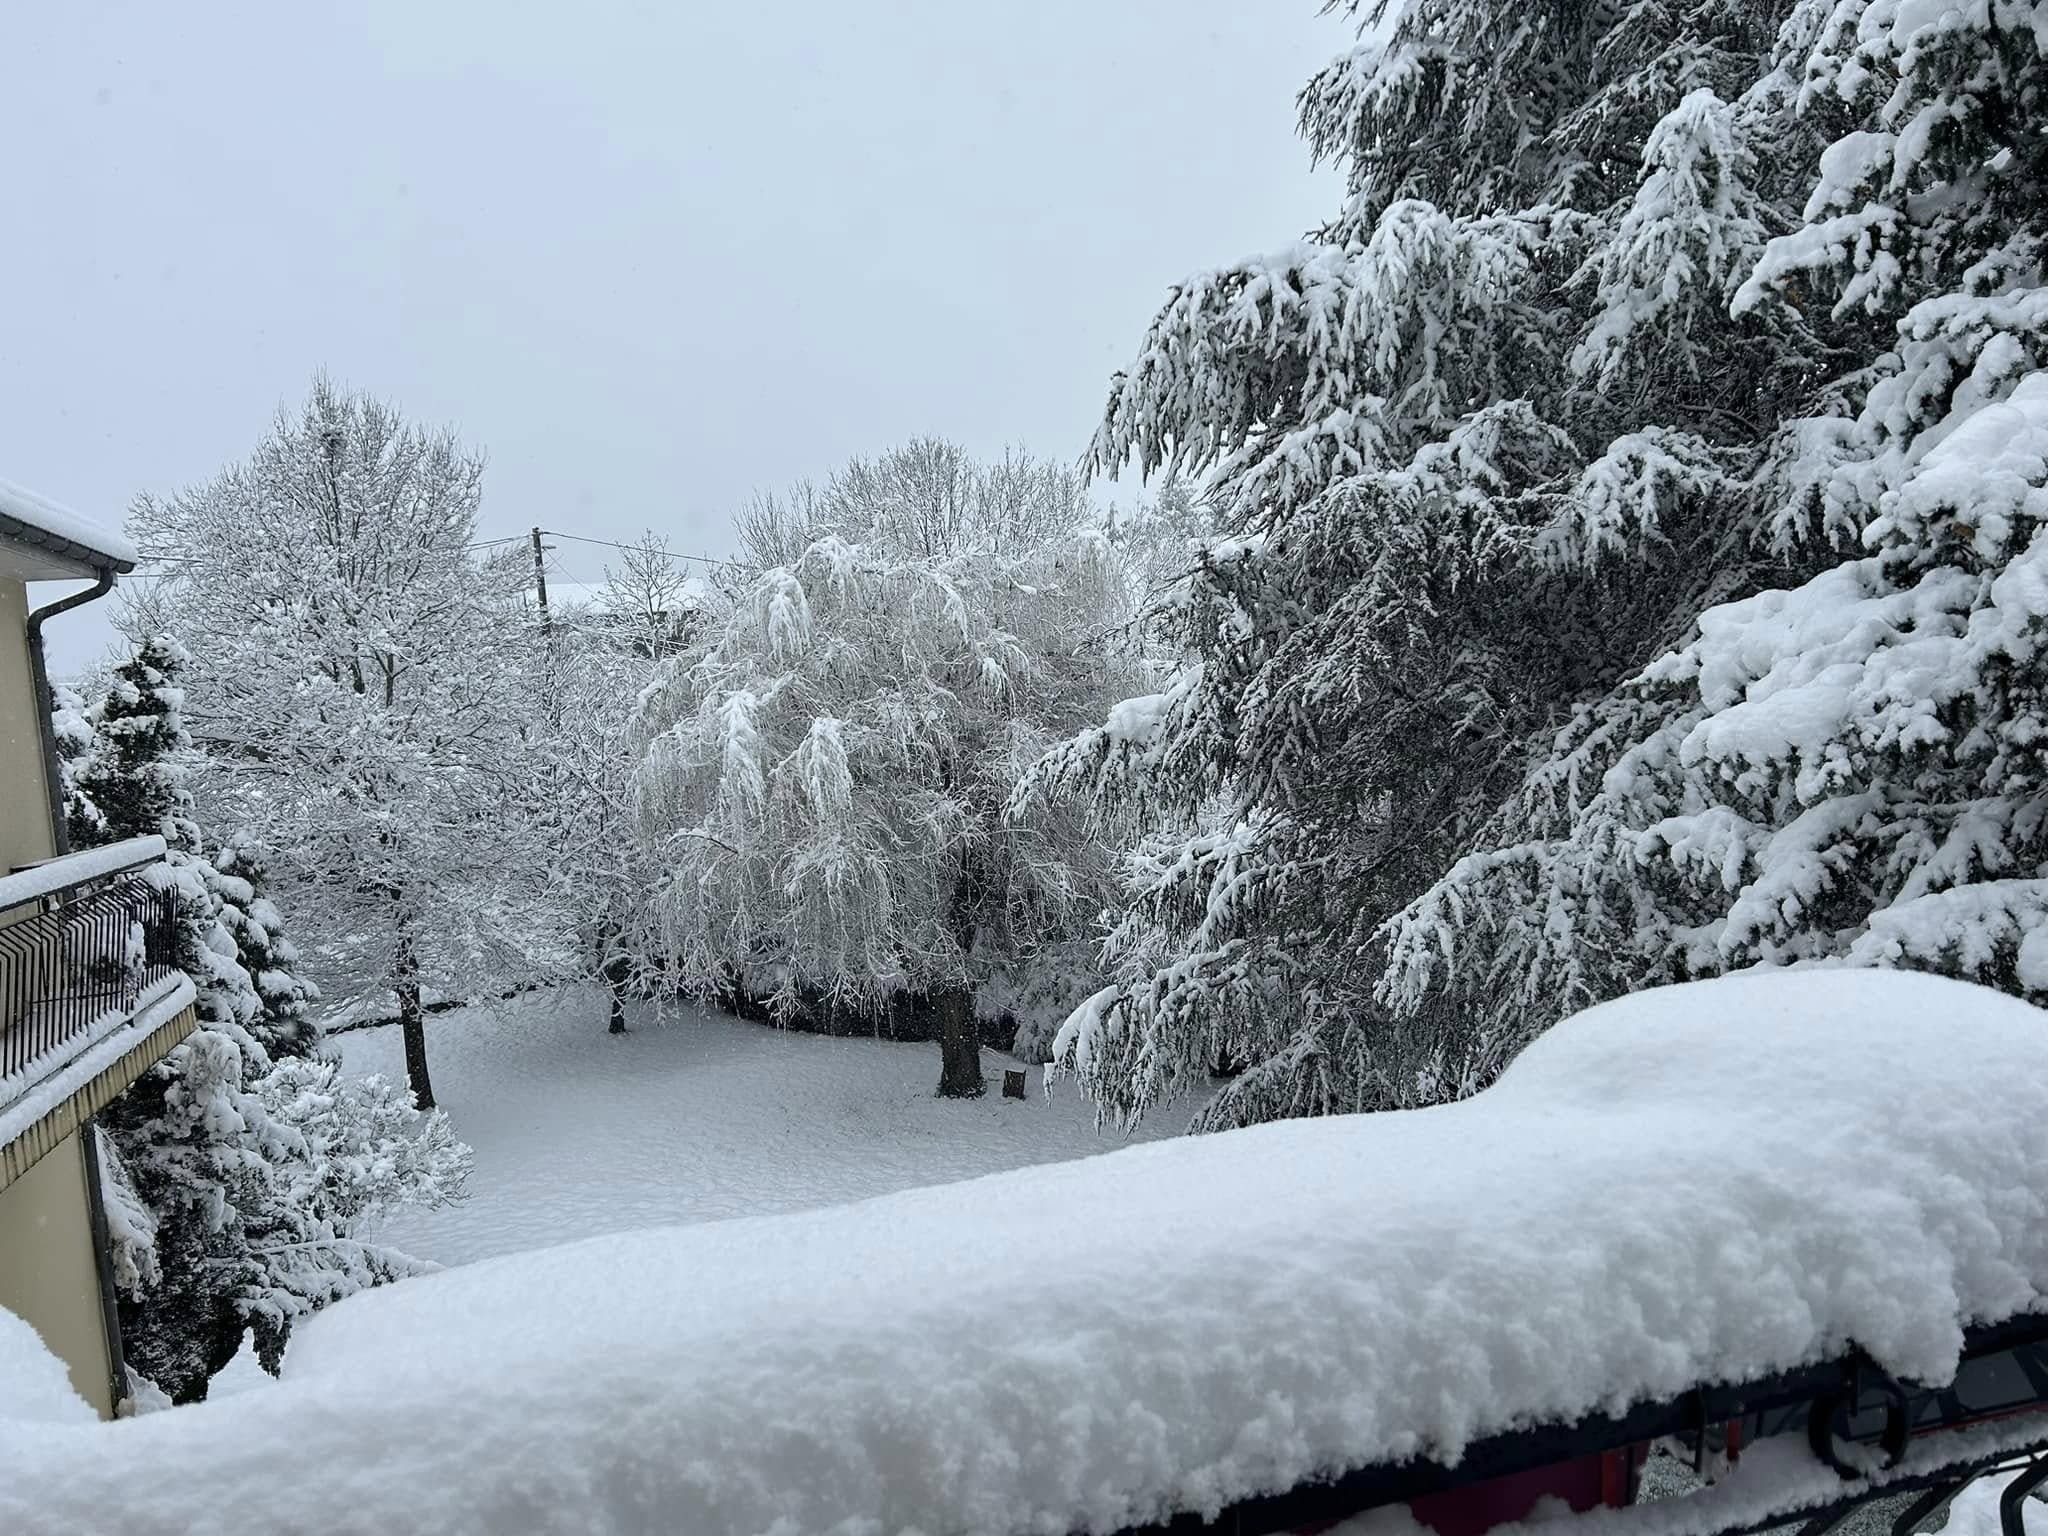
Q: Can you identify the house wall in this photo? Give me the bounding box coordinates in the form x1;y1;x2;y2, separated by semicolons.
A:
0;1128;114;1417
0;572;119;1419
0;574;58;874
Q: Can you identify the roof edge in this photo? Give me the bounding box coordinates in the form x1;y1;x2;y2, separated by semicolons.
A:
0;478;138;574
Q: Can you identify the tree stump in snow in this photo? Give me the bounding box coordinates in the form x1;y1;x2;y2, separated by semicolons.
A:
1003;1069;1027;1099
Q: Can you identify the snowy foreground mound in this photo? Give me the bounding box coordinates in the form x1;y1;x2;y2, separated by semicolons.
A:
6;971;2048;1536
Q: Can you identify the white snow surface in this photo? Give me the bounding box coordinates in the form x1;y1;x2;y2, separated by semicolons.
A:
339;990;1192;1265
0;475;139;567
5;970;2048;1536
0;1310;93;1427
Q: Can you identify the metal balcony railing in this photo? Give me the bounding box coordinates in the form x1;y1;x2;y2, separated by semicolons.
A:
0;837;180;1087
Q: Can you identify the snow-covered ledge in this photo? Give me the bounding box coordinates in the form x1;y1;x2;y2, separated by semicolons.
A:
0;974;196;1194
7;970;2044;1536
0;837;167;914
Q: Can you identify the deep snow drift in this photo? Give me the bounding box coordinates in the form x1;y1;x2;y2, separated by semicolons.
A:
0;1309;94;1428
5;970;2048;1536
339;990;1192;1265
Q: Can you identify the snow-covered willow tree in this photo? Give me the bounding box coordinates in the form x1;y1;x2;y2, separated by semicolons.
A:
1381;2;2048;1050
633;441;1135;1096
1022;0;1866;1129
70;637;469;1402
130;374;570;1108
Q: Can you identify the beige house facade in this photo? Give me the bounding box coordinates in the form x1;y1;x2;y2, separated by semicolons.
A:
0;479;197;1418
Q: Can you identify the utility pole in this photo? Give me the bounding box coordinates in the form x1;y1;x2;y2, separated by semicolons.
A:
530;525;551;630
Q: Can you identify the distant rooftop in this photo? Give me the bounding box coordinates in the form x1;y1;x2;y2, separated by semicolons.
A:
0;478;138;576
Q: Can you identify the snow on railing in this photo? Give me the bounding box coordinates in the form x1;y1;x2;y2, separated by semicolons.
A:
0;838;178;1088
0;836;166;914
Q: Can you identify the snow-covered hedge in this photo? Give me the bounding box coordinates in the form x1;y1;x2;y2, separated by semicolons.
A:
4;970;2046;1535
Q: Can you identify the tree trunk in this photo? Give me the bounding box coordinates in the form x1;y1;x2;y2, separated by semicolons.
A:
935;985;984;1098
598;921;626;1040
396;927;435;1110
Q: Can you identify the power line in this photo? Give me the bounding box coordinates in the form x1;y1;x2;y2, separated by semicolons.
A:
540;529;737;567
133;530;734;566
118;532;734;598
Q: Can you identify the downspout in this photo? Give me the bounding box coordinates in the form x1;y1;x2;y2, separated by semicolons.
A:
27;567;115;858
26;566;133;1415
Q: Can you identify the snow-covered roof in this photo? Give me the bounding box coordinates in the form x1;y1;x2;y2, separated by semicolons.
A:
0;477;138;576
4;969;2047;1535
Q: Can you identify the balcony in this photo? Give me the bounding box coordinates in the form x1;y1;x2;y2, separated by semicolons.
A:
0;837;196;1186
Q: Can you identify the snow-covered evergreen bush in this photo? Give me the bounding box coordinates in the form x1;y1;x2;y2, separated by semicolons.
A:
50;683;105;849
1381;0;2048;1054
633;441;1137;1096
69;636;471;1400
208;838;321;1060
74;635;202;852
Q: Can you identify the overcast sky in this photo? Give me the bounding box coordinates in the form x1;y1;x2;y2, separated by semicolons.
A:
6;1;1342;674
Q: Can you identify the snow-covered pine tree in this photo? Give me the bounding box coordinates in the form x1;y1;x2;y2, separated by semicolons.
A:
633;441;1134;1096
76;641;322;1056
132;373;570;1108
210;837;322;1059
1380;2;2048;1051
1023;0;1850;1128
74;636;202;854
50;682;106;849
78;637;272;1032
71;636;470;1400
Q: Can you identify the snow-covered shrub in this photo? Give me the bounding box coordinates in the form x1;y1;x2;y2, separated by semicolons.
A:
255;1058;472;1232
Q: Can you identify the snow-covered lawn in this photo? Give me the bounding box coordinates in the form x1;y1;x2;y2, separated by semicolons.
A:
339;987;1190;1267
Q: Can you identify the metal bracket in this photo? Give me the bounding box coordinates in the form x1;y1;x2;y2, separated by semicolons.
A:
2000;1455;2048;1536
1890;1477;1972;1536
1797;1503;1864;1536
1809;1360;1910;1480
